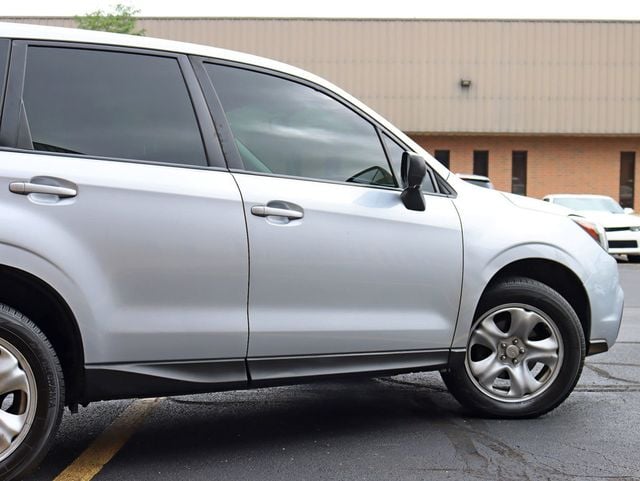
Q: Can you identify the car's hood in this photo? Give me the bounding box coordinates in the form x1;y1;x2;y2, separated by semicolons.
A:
576;211;640;229
500;192;574;216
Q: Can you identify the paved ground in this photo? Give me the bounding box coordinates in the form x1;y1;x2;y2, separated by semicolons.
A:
26;262;640;481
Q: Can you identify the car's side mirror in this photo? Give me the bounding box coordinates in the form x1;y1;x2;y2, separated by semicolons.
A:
623;207;635;215
400;152;426;211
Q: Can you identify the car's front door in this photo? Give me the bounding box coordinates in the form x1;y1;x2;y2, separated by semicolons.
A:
201;62;463;381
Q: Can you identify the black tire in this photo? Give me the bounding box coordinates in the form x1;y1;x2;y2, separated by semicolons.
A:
627;255;640;263
0;304;64;480
441;277;585;419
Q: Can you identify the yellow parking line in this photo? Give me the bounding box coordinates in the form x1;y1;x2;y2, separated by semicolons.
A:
54;397;161;481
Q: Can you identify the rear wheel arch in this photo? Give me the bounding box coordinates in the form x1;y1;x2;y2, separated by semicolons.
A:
0;265;84;407
481;258;591;342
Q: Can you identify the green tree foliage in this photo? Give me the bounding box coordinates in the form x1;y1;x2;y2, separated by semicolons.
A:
75;4;145;36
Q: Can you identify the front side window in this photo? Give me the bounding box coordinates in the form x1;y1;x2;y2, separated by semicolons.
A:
22;47;206;166
206;63;395;187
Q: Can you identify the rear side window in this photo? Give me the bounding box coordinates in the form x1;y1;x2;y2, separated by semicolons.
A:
21;47;206;166
205;63;396;187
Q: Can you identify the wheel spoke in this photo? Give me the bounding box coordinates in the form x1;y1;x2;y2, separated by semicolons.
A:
526;337;559;365
469;324;500;350
507;363;542;398
507;308;541;340
0;353;29;397
480;316;507;338
0;410;26;447
469;353;506;389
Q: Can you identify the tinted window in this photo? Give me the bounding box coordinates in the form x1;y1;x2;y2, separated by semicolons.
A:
434;150;450;169
512;151;527;196
473;150;489;176
0;40;9;116
23;47;206;166
206;64;395;187
382;134;435;193
620;152;635;208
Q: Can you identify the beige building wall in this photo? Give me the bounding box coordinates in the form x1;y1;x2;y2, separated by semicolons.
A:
3;17;640;135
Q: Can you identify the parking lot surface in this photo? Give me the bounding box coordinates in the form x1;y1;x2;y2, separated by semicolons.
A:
26;263;640;481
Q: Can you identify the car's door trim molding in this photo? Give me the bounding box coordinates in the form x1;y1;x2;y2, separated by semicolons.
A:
247;349;450;384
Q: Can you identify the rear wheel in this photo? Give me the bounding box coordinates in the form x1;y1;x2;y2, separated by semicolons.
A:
0;304;64;480
442;277;585;418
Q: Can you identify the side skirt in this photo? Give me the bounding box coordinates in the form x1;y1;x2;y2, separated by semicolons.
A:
83;349;451;403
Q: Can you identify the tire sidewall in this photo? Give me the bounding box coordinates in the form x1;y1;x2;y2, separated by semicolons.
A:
0;313;63;480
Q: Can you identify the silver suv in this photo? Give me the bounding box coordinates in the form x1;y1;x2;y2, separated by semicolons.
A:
0;23;624;479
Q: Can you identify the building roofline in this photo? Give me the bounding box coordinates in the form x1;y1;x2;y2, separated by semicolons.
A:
1;16;639;24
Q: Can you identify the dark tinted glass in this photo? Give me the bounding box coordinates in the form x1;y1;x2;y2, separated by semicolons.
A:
23;47;206;166
206;64;394;186
473;150;489;176
0;40;9;116
434;150;450;169
512;151;528;196
620;152;635;208
382;134;435;193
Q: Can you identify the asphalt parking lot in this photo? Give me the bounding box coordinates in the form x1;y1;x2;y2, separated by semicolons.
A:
26;262;640;481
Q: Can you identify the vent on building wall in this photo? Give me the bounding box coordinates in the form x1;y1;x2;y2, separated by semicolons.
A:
460;79;472;88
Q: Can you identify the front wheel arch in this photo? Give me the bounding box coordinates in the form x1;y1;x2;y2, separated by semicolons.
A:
481;258;590;344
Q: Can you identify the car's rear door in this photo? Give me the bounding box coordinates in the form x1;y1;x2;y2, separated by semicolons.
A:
0;41;249;387
196;60;463;382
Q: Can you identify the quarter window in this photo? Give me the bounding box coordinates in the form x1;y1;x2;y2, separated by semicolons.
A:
206;64;395;187
22;47;206;166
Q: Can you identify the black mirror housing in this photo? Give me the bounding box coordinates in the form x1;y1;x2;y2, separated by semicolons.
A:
400;152;426;211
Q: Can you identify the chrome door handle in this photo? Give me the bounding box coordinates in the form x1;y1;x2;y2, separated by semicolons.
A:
251;205;304;220
9;182;77;198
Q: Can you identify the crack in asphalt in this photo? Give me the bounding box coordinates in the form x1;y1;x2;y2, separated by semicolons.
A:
584;363;639;384
437;420;640;480
382;374;640;480
575;385;640;392
588;362;640;367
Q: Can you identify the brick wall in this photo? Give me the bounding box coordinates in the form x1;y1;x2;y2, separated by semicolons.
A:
411;134;640;212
